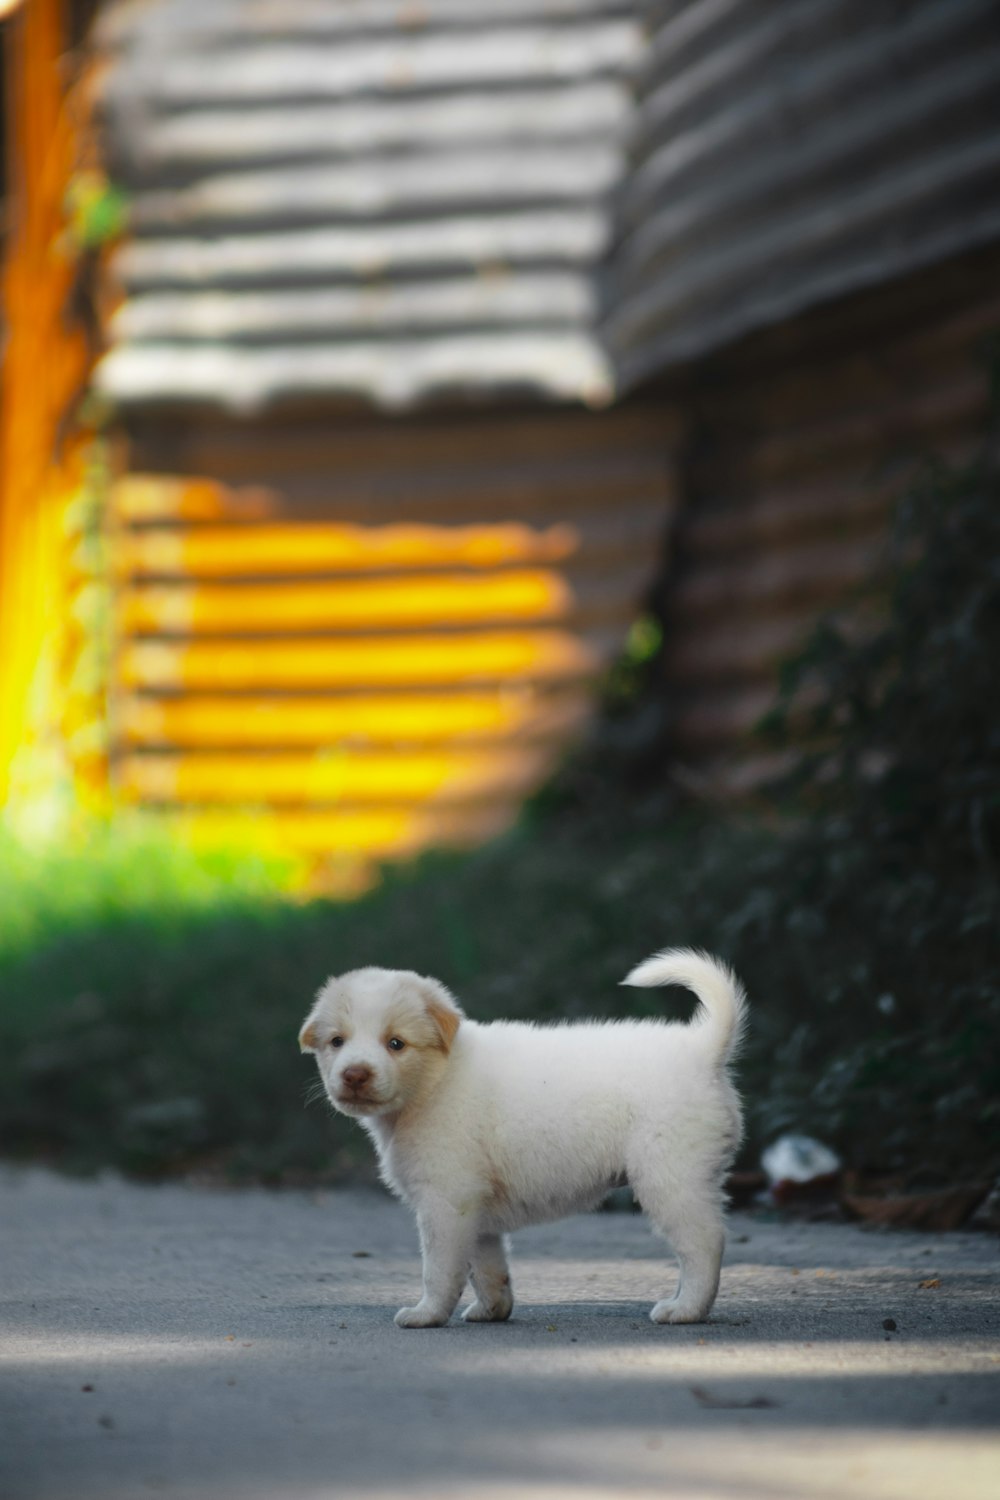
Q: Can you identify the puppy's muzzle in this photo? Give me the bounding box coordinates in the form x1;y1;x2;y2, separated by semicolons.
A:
339;1063;377;1104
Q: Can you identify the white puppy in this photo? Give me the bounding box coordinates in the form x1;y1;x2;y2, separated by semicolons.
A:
299;949;746;1328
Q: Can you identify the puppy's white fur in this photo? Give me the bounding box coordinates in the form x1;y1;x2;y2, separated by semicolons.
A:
299;949;747;1328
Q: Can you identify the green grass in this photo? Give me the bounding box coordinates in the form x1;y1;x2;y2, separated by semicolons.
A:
0;819;297;961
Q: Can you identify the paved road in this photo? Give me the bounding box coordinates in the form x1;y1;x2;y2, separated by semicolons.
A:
1;1168;997;1500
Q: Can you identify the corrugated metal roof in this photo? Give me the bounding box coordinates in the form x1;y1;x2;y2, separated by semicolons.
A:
94;0;642;412
605;0;1000;391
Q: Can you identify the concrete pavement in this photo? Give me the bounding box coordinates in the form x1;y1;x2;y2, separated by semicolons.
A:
1;1167;998;1499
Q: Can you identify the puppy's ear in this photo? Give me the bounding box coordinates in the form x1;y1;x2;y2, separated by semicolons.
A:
417;977;464;1054
300;975;340;1053
298;1015;320;1054
298;987;328;1053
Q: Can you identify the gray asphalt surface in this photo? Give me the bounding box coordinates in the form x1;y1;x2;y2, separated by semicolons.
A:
1;1168;998;1500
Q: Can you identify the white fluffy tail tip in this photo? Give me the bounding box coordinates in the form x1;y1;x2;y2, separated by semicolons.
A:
620;946;747;1061
622;955;668;988
621;946;731;989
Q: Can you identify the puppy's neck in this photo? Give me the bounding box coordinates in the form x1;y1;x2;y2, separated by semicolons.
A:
363;1090;422;1151
362;1076;440;1186
364;1113;401;1152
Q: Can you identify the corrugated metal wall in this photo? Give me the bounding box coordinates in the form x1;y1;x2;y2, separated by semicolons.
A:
599;0;1000;786
606;0;1000;392
657;247;1000;790
111;404;675;880
83;0;673;878
88;0;1000;834
95;0;641;411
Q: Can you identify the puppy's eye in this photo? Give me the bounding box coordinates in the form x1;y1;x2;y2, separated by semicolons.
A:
387;1037;406;1053
329;1035;345;1049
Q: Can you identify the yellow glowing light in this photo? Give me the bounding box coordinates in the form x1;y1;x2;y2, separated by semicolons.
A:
115;521;579;576
118;690;591;747
176;802;516;858
114;476;272;522
118;569;573;634
120;630;600;690
105;481;637;877
118;744;556;804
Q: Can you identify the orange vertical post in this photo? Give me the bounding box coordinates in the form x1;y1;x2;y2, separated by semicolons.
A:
0;0;90;808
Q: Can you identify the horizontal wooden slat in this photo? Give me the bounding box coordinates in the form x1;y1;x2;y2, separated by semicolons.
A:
114;273;595;343
113;211;609;293
170;802;519;860
130;84;629;174
717;372;990;488
118;570;573;635
678;475;895;558
117;688;592;749
110;22;639;108
117;744;559;806
116;563;652;637
131;148;622;232
670;685;779;751
119;628;610;691
664;606;831;686
112;505;671;580
122;405;677;482
667;535;883;621
96;330;616;413
112;519;578;575
112;470;673;529
112;476;266;523
98;3;637;48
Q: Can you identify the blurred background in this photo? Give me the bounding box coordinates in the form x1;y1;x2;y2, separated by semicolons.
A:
1;0;998;1220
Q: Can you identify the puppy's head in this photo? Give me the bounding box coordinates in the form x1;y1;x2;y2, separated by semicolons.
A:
298;967;463;1120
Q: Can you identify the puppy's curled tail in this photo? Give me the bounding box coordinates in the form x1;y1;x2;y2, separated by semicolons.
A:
622;948;747;1066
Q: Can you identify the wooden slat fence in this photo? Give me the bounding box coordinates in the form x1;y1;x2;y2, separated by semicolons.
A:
109;404;676;882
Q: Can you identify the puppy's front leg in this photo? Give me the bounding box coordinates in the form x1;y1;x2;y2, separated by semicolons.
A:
395;1199;478;1329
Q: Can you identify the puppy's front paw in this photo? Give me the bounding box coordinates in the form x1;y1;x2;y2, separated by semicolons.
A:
462;1291;513;1323
394;1303;449;1329
650;1297;708;1325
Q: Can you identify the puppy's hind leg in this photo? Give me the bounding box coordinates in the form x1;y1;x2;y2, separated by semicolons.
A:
630;1162;725;1325
463;1233;514;1323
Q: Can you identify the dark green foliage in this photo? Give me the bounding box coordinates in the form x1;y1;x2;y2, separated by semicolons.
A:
748;436;1000;1175
762;446;999;864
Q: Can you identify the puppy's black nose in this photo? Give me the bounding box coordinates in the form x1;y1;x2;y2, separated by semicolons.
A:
342;1064;373;1089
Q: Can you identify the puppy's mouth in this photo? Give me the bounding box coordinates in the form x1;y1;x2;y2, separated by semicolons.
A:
335;1086;384;1114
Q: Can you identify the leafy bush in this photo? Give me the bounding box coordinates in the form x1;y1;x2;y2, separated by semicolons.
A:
744;436;1000;1175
